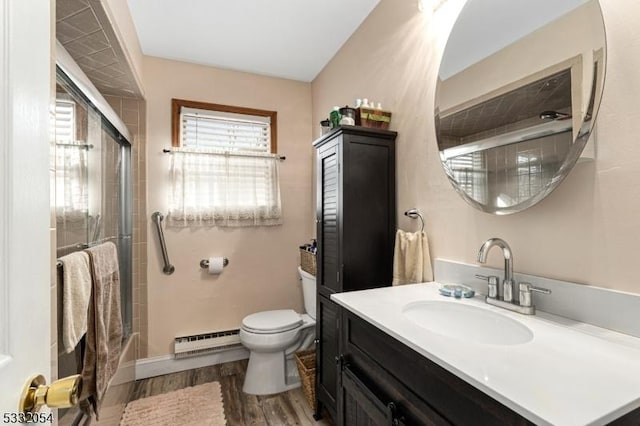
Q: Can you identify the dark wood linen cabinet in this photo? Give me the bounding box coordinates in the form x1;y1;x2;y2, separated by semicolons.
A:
313;126;397;420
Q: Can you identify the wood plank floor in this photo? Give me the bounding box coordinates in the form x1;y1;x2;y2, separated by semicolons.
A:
128;359;334;426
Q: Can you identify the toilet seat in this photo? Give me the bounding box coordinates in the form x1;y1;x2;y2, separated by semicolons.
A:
241;309;303;334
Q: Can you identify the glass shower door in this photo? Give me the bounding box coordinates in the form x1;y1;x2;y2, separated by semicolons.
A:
54;69;133;425
55;69;132;339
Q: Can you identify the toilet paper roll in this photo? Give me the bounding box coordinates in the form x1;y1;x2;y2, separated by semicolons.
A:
207;257;225;275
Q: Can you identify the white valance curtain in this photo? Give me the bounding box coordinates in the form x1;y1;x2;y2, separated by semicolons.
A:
167;149;283;227
55;143;88;223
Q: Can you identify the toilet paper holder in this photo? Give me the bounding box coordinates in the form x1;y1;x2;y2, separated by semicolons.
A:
200;258;230;269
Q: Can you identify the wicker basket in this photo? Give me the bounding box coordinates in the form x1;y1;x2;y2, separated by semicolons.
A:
358;107;392;130
300;249;317;276
295;349;317;411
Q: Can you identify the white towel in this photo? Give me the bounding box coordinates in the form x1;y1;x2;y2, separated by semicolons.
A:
59;251;92;353
392;230;433;285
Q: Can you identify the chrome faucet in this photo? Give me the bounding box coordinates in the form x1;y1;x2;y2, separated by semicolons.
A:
477;238;514;302
475;238;550;315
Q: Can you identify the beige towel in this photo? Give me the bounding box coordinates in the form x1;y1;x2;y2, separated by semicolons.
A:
81;242;123;418
392;230;433;285
58;251;92;354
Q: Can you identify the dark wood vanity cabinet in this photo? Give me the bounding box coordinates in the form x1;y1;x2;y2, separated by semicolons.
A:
339;309;534;426
314;126;397;420
337;308;640;426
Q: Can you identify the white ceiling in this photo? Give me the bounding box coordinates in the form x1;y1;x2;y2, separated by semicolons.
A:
127;0;381;82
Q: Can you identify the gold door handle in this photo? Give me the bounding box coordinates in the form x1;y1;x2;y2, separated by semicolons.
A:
19;374;82;414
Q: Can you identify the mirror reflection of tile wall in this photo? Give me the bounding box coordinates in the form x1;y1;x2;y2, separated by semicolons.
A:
438;69;572;150
446;131;572;208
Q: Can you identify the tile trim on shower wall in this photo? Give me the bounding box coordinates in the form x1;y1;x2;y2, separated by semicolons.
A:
103;94;148;358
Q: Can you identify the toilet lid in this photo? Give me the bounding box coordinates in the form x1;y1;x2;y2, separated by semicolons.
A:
242;309;303;334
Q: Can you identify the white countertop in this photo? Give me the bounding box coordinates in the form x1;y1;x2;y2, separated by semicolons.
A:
331;283;640;426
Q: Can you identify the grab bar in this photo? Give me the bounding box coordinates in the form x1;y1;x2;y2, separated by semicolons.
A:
152;212;175;275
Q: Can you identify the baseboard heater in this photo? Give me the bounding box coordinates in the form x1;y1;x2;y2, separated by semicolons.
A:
174;329;242;359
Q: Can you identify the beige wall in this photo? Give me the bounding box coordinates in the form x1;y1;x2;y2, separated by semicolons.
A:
312;0;640;294
144;56;314;357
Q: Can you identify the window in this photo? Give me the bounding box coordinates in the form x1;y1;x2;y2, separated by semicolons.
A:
446;152;487;203
55;99;89;223
55;99;75;142
167;99;282;227
172;99;277;153
516;148;543;202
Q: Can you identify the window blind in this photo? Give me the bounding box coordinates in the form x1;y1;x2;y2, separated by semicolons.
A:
447;152;486;203
180;107;271;153
54;100;88;222
55;100;75;143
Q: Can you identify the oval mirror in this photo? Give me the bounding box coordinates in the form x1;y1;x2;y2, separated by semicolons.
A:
434;0;606;214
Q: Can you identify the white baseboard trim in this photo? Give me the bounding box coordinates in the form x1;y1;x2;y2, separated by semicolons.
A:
135;347;249;380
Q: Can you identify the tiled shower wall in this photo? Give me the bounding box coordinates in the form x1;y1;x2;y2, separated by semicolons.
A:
103;95;148;358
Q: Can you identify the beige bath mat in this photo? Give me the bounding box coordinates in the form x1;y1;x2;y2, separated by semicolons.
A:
120;382;226;425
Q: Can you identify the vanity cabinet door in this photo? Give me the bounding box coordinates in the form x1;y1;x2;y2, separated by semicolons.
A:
339;365;394;426
316;294;340;419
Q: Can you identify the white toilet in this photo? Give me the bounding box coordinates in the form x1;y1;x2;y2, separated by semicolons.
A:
240;266;316;395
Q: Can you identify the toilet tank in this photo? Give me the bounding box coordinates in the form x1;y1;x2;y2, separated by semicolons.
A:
298;267;316;320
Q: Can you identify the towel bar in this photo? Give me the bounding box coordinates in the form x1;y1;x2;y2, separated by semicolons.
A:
404;208;425;232
152;212;175;275
55;236;122;268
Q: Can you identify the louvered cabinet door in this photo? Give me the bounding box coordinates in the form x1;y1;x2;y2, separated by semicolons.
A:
317;143;341;296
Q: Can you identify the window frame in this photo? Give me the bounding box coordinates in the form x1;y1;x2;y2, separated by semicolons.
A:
171;98;278;153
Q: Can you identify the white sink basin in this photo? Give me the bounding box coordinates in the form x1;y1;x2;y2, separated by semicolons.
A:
402;300;533;345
